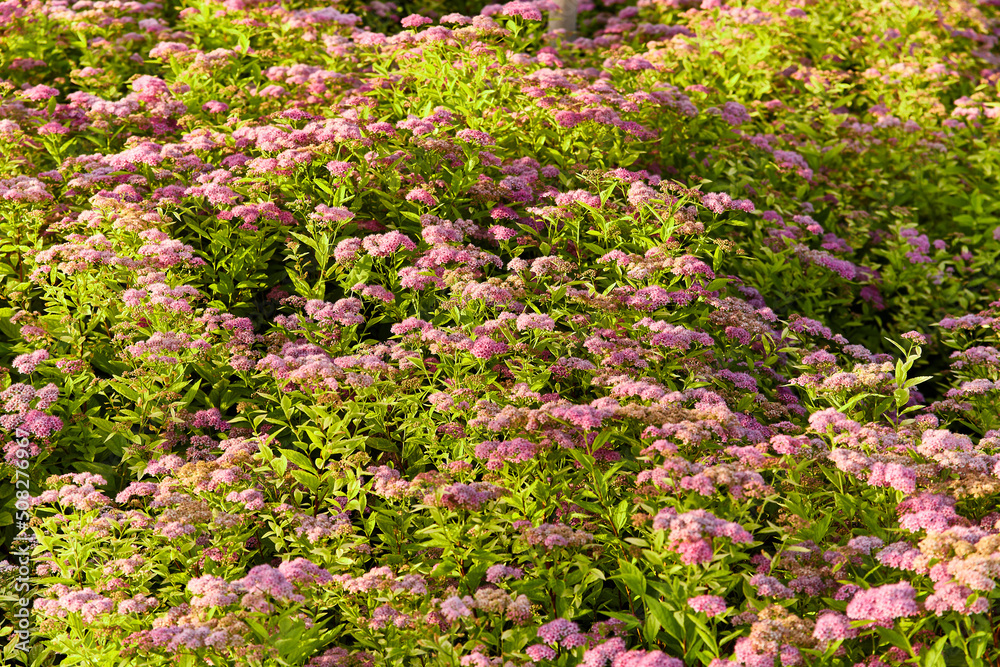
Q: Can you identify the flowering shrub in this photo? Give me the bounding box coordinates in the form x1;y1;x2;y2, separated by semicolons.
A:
1;0;1000;666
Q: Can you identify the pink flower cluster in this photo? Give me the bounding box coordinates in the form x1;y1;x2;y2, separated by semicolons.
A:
652;508;754;564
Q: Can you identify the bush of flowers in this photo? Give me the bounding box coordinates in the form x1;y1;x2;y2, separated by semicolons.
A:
1;0;1000;665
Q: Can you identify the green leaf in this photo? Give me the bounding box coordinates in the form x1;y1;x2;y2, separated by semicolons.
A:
613;561;646;596
0;308;20;338
273;456;288;478
874;627;914;657
181;380;202;408
705;277;731;292
107;380;140;402
893;387;910;409
279;449;317;473
920;637;947;667
290;469;320;493
366;435;397;452
611;499;630;532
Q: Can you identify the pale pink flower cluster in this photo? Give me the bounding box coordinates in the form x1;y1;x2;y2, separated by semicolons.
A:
32;473;110;511
362;231;417;257
293;511;353;542
423;481;506;510
652;508;753;564
12;349;49;374
844;582;920;626
35;587;114;622
687;595;728;616
475;438;542;470
523;522;593;550
305;298;364;326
